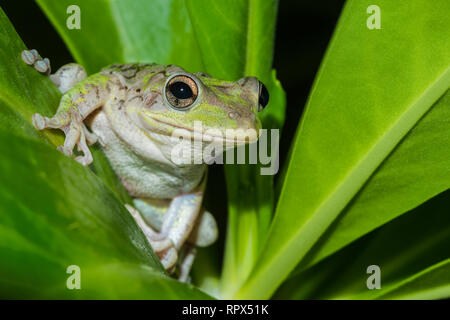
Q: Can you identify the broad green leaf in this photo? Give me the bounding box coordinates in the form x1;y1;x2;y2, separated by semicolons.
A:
37;0;285;298
274;190;450;299
37;0;204;74
236;0;450;299
0;132;212;299
296;90;450;272
0;7;210;299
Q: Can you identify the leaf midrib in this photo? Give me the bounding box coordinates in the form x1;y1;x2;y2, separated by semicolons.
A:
237;65;450;299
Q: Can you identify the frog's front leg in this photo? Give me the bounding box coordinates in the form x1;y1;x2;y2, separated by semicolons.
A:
32;73;115;166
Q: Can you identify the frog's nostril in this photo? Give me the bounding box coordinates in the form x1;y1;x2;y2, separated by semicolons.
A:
258;82;269;111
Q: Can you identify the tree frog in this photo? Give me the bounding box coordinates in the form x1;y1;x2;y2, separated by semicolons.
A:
22;49;269;282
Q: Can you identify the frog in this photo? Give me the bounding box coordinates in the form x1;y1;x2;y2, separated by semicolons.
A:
22;49;269;282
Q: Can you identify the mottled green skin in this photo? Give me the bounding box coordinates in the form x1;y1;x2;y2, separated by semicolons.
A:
44;63;261;140
102;63;262;138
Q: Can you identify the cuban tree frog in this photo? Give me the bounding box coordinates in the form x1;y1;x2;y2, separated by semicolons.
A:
22;49;269;282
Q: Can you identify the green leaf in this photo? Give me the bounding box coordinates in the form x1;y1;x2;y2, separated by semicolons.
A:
0;132;211;299
377;260;450;300
274;190;450;300
0;4;130;203
236;0;450;299
37;0;285;298
296;90;450;272
0;7;210;299
37;0;204;74
0;6;60;143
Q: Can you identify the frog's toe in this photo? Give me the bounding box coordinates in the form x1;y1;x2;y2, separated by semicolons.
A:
74;130;93;166
32;112;68;130
149;238;173;253
178;245;196;283
57;125;81;158
57;145;73;157
31;113;47;130
21;49;39;65
74;148;93;166
82;124;98;146
21;49;51;75
160;247;178;272
34;57;51;75
74;154;93;166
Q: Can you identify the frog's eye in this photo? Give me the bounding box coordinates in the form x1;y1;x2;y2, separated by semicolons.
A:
164;75;199;109
258;81;269;111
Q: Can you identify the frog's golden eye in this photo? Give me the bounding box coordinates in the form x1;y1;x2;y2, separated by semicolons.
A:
164;75;199;109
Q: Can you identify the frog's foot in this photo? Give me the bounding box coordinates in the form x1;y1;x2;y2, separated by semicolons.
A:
125;204;178;271
32;109;94;166
21;49;51;75
22;49;87;93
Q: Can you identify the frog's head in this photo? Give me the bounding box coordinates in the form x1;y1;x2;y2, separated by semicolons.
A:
135;65;269;146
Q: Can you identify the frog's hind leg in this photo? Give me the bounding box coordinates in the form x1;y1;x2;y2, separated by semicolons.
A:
134;193;209;251
125;204;178;271
177;209;218;283
187;209;218;248
21;49;87;93
160;191;204;251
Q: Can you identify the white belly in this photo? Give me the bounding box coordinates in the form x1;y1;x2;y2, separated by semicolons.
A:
88;110;206;199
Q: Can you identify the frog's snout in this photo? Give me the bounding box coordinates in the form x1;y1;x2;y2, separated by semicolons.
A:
236;76;270;112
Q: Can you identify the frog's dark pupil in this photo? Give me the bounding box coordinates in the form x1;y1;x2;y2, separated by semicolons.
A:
169;81;193;99
259;82;269;108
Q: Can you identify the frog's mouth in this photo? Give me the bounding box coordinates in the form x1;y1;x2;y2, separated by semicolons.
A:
137;112;261;145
